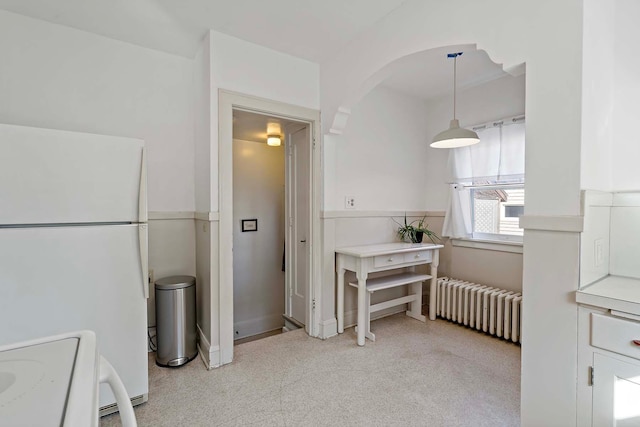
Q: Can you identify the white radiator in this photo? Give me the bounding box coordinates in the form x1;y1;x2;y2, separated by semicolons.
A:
433;277;522;344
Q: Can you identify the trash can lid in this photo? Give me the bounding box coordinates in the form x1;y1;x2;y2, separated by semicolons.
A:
155;275;196;290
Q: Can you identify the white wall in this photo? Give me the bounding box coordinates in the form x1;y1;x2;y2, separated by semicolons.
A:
327;85;435;211
232;139;285;339
581;0;640;193
211;31;320;111
611;0;640;190
580;0;614;191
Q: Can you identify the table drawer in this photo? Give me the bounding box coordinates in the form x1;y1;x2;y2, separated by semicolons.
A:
404;250;432;264
374;254;405;268
591;313;640;360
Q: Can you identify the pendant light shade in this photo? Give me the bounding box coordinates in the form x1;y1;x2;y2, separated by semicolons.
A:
431;119;479;148
430;52;479;149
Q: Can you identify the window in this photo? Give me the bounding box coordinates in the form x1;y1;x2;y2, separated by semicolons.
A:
442;115;525;244
471;185;524;242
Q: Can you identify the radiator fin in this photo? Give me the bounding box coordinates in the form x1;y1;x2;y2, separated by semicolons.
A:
434;277;522;344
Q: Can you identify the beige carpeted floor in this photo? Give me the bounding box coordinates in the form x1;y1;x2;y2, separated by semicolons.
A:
101;313;521;426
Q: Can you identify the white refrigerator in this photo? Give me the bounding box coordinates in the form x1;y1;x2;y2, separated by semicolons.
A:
0;124;149;412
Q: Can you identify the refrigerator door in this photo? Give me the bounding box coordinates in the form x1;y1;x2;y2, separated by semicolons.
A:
0;224;148;408
0;124;146;225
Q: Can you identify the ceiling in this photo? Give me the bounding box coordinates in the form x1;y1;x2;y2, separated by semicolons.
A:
0;1;511;100
233;110;305;144
381;47;508;101
0;0;408;62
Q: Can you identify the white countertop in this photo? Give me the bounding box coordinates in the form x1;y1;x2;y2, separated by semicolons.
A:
576;275;640;316
335;242;443;258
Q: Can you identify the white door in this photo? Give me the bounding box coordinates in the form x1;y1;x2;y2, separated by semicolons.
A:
286;125;310;326
0;224;148;408
593;352;640;426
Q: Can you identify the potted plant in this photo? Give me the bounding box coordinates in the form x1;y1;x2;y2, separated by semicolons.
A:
394;214;440;244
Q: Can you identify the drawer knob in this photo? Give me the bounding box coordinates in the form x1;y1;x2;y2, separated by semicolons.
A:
387;258;393;262
633;340;640;346
415;254;421;258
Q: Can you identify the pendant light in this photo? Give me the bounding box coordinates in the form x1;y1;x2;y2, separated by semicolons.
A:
430;52;480;148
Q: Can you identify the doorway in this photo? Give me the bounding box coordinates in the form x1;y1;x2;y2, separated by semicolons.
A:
218;90;321;364
231;110;309;341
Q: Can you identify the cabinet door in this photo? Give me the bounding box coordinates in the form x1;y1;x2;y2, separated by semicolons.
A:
593;353;640;426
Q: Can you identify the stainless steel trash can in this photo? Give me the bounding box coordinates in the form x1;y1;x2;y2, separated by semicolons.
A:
155;275;197;367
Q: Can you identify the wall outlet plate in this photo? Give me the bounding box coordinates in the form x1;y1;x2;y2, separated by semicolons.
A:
345;196;355;209
594;238;604;267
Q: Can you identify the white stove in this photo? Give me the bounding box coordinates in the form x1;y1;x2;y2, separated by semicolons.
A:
0;330;137;426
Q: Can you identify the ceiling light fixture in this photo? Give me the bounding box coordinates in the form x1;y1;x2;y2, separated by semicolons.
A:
430;52;480;149
267;135;281;147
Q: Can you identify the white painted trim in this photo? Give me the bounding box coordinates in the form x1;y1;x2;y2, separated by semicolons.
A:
451;238;523;254
218;90;322;367
148;211;195;220
519;215;584;232
329;106;351;135
612;192;640;207
195;211;219;221
197;324;220;370
321;210;445;219
319;318;338;339
581;190;613;213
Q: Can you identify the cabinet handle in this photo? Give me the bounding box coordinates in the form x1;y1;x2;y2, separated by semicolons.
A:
633;340;640;346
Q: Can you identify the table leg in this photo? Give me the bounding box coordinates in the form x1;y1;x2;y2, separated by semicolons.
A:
356;272;367;346
337;265;345;334
429;250;440;321
407;281;426;322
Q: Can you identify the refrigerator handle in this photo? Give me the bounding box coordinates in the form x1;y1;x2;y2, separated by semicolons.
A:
138;224;149;299
138;147;147;223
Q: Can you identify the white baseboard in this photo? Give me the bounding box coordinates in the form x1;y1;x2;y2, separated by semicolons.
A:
319;318;338;339
234;313;284;340
197;324;220;370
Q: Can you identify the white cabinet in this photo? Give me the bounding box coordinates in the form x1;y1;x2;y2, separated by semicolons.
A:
578;306;640;426
593;353;640;426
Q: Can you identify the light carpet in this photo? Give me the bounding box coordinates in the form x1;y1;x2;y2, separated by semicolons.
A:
101;313;520;426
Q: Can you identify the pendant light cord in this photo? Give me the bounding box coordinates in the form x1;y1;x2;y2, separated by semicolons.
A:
447;52;463;120
453;55;457;120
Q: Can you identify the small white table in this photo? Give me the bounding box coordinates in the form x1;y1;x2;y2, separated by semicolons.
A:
336;242;443;346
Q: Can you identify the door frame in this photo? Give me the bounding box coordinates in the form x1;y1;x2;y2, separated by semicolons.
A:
218;90;321;364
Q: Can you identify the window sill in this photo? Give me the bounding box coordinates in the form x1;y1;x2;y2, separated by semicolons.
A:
451;238;523;254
